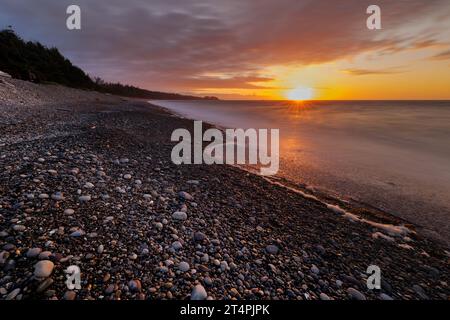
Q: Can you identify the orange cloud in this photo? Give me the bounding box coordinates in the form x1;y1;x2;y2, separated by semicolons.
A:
341;67;406;76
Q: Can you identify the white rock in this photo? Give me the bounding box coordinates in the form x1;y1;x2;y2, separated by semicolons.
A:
191;284;207;300
5;288;20;300
64;209;75;215
129;253;138;260
79;195;91;202
12;225;26;232
172;211;187;221
0;70;12;78
115;187;126;193
220;261;229;272
320;293;331;300
172;241;183;250
84;182;95;189
178;261;190;272
311;264;320;274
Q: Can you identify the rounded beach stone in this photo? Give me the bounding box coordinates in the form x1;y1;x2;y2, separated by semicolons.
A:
191;284;207;300
34;260;54;278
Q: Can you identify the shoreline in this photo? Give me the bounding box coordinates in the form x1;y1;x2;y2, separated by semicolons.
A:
0;79;449;300
148;100;441;244
149;99;450;246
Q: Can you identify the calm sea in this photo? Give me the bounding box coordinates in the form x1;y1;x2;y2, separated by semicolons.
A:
152;100;450;242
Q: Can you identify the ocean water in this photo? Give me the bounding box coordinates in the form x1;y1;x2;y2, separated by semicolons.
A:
152;100;450;242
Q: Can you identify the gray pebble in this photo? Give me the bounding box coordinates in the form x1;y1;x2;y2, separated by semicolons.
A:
265;244;279;255
347;288;366;300
172;211;187;221
191;284;207;300
26;247;42;258
178;261;190;272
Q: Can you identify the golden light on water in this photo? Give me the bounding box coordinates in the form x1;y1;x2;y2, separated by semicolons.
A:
286;86;314;101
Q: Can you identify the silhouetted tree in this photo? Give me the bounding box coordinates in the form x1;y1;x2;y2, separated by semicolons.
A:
0;29;218;100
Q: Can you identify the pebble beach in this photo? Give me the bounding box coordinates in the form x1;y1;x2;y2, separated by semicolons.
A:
0;77;449;300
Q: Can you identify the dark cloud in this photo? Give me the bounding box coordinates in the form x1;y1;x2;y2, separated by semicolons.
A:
0;0;448;92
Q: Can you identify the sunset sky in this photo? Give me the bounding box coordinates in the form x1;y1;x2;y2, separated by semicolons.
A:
1;0;450;99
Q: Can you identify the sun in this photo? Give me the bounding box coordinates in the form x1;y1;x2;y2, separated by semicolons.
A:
286;86;314;101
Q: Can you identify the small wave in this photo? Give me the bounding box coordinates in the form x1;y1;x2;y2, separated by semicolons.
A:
259;174;413;238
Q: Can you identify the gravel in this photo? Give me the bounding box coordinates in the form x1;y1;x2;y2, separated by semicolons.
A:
0;78;448;300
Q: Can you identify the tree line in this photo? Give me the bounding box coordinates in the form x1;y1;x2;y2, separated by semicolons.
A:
0;29;217;100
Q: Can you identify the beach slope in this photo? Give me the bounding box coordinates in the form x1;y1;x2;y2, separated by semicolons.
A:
0;78;448;300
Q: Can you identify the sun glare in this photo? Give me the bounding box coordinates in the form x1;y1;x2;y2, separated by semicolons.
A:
286;87;314;101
